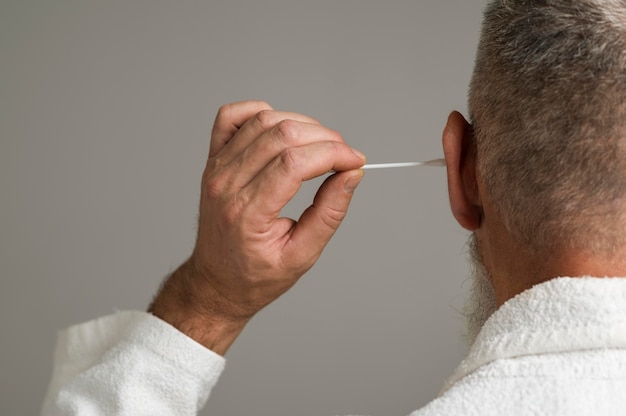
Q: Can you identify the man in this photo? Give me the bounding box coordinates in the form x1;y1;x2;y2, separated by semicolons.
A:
41;1;626;415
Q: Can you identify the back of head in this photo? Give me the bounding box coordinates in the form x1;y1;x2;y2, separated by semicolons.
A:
470;0;626;255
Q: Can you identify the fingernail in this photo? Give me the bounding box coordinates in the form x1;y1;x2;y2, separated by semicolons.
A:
351;148;367;162
344;171;364;194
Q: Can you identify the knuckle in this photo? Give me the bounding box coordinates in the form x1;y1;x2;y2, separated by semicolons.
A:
278;147;301;173
274;119;300;143
216;103;233;121
253;110;276;131
223;192;248;226
329;140;342;154
320;206;346;230
203;173;227;200
327;128;344;143
202;160;233;199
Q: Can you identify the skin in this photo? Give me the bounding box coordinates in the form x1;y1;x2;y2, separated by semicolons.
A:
150;101;626;355
443;111;626;307
149;101;366;354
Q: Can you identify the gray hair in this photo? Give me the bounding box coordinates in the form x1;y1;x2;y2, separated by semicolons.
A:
470;0;626;254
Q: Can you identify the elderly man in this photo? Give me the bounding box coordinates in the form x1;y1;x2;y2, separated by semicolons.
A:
42;1;626;415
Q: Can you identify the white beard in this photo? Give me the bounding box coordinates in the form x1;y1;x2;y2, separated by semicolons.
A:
462;234;498;346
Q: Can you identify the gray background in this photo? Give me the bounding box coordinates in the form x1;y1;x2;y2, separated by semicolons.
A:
0;1;486;415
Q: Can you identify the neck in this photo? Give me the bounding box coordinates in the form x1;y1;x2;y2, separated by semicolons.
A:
476;214;626;306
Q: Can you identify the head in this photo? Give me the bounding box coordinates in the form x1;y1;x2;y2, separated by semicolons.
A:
451;0;626;337
472;0;626;255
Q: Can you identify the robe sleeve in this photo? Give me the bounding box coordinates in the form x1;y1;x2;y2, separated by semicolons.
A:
41;311;225;416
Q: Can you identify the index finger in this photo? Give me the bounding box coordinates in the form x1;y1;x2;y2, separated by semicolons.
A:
210;101;274;157
243;141;366;227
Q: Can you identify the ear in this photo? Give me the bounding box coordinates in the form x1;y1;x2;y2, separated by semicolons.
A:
442;111;482;231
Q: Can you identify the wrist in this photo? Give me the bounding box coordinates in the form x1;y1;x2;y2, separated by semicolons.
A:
148;260;250;355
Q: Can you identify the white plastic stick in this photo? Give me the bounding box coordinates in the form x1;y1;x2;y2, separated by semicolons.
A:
361;158;445;170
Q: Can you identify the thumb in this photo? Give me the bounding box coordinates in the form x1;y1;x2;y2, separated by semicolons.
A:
287;170;364;264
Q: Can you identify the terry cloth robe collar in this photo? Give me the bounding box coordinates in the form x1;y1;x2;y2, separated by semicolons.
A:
441;277;626;393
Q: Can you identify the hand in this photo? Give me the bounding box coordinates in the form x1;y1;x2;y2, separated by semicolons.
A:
149;101;365;354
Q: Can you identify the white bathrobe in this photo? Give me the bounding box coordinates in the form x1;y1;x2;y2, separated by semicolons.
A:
41;277;626;415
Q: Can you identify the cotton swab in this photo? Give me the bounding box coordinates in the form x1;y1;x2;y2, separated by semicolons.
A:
361;158;445;170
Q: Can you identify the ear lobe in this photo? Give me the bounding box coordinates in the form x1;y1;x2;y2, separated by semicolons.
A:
442;111;482;231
